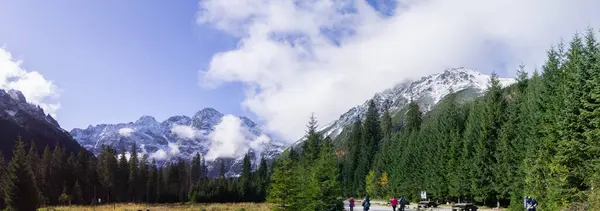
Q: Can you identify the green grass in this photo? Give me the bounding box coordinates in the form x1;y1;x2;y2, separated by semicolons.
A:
39;203;273;211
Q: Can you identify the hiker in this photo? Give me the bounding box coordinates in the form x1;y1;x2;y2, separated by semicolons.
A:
390;197;398;211
349;198;355;211
362;196;371;211
524;196;538;211
399;196;407;211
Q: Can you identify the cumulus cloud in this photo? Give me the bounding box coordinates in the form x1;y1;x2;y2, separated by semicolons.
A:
197;0;600;141
119;128;134;137
171;125;197;139
205;115;270;161
150;149;168;161
0;48;61;117
168;142;181;155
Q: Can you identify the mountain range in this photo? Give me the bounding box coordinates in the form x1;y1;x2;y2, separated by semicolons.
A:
0;67;515;177
70;108;287;177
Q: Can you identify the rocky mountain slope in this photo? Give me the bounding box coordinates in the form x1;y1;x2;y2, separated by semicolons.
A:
316;67;516;141
70;108;286;177
0;89;87;160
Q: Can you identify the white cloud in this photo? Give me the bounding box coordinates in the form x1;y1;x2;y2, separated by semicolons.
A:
150;149;168;161
119;128;134;137
205;115;270;161
197;0;600;141
171;125;197;139
0;48;61;117
168;142;181;155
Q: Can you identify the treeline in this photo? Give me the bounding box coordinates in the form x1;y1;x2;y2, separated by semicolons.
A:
0;139;271;210
338;29;600;210
267;115;344;211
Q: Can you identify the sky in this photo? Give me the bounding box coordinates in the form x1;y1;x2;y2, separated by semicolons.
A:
1;0;600;142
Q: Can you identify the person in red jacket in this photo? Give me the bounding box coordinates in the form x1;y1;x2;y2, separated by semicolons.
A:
390;197;399;211
349;198;355;211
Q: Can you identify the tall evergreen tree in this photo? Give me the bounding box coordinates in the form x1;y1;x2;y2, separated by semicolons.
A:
267;154;297;210
128;143;139;202
2;137;40;210
240;153;253;201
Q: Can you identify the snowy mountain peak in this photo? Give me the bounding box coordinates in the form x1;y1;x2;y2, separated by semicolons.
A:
0;88;61;129
71;107;285;178
191;108;224;130
317;68;516;139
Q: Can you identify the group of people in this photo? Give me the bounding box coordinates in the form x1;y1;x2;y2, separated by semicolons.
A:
347;195;538;211
348;196;407;211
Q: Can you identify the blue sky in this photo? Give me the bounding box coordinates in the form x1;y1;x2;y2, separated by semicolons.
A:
0;0;249;130
0;0;397;131
1;0;599;141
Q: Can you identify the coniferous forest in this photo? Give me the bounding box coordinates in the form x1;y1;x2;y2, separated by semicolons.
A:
268;29;600;210
0;138;271;210
2;29;600;211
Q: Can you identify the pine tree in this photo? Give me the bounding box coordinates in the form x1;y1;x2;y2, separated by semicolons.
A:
137;154;149;203
26;141;44;202
311;138;343;210
2;137;40;210
268;151;301;210
240;153;252;201
473;73;506;205
191;153;202;185
147;159;157;203
257;157;269;201
345;117;362;196
0;151;6;209
72;180;83;204
128;143;139;202
97;146;117;203
302;114;322;162
41;146;53;205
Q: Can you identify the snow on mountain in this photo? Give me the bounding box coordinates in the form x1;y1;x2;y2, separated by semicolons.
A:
0;88;85;159
317;67;516;140
70;108;286;177
0;89;62;129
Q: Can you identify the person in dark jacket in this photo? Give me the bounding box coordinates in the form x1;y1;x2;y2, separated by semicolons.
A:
399;196;407;211
362;196;371;211
349;198;355;211
524;196;538;211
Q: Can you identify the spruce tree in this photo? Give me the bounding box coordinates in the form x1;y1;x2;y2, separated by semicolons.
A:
240;153;252;201
0;151;6;209
311;138;343;210
2;137;40;210
303;114;322;162
267;155;296;210
72;180;83;204
128;143;139;202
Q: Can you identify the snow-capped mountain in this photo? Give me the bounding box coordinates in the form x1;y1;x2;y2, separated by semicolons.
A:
70;108;286;177
0;89;87;160
317;67;516;140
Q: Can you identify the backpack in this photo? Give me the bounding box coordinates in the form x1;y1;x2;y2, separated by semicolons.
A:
364;201;370;208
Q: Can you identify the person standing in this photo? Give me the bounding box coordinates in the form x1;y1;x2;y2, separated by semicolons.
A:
349;198;355;211
390;197;398;211
362;196;371;211
399;196;407;211
525;196;538;211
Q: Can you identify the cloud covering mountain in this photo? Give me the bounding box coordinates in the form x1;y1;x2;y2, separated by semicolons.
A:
197;0;600;142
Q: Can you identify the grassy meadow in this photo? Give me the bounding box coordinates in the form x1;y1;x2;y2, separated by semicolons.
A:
39;203;273;211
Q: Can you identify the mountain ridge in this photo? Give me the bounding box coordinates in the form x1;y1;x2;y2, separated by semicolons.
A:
312;67;516;144
70;107;286;177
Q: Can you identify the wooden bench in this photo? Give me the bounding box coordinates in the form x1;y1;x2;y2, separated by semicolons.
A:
452;203;477;211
